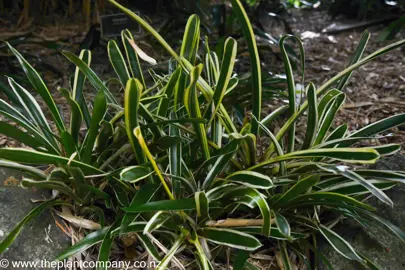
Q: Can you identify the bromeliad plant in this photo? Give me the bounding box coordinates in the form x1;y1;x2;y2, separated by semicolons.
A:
1;0;405;269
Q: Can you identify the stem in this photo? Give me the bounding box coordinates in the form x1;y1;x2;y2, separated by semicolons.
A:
134;126;175;200
99;143;131;171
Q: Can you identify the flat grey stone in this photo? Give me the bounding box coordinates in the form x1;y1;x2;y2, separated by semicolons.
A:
0;168;70;263
319;154;405;269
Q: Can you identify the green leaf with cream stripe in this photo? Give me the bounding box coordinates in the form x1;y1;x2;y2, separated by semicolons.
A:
7;43;66;133
184;64;210;160
62;51;118;105
0;200;69;254
80;90;107;163
121;29;146;88
314;92;345;145
200;228;261;251
273;175;319;208
319;224;363;262
210;37;237;120
337;30;370;91
108;40;130;86
72;49;91;127
143;211;172;234
225;171;273;189
302;83;318;149
318;165;393;206
181;15;200;65
252;148;379;170
120;165;153;183
156;236;184;270
124;79;145;164
59;87;83;144
7;77;57;146
195;191;209;220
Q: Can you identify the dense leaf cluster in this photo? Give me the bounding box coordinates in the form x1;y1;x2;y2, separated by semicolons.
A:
1;0;405;269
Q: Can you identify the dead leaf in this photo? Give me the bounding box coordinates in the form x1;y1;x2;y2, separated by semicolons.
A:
55;209;101;230
4;176;20;186
121;233;137;247
127;38;157;65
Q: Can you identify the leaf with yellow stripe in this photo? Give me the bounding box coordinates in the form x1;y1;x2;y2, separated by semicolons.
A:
184;64;210;160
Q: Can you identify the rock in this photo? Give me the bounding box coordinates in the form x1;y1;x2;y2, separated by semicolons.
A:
319;154;405;269
0;168;70;262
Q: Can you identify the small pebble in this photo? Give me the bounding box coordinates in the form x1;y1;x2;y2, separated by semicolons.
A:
0;230;4;238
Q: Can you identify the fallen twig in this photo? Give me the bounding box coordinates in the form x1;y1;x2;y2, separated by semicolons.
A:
206;218;276;227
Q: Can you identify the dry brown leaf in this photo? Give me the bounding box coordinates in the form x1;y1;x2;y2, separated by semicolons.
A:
127;38;157;65
55;210;101;230
3;176;20;186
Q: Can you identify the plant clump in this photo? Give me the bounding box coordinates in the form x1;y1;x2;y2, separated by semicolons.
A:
1;0;405;269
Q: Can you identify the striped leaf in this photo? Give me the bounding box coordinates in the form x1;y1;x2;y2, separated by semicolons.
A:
143;211;172;234
121;29;146;88
279;35;305;152
274;213;291;239
59;87;83;143
253;148;380;170
120;165;153;183
63;51;118;105
157;68;182;117
7;43;65;133
195;191;209;220
200;227;261;251
108;40;130;86
302;83;318;149
264;36;405;149
210;38;237;119
349;113;405;139
97;221;120;270
231;0;261;134
286;192;373;210
336;30;370;90
169;112;182;198
80;90;107;163
0;122;44;150
123;198;196;213
184;64;210;160
224;187;271;237
279;241;293;270
134;126;173;197
55;227;110;261
125;79;145;164
260;105;288;127
136;234;162;261
7;77;57;147
0;200;68;254
225;171;273;189
371;144;400;156
0;160;46;179
21;179;83;203
72;49;91;127
273;175;319;208
0;148;102;174
156;236;184;270
189;231;210;270
0;102;59;153
319;224;362;262
318;165;393;206
314;92;345;145
326;124;348;141
202;139;239;189
181;14;200;65
121;184;161;231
